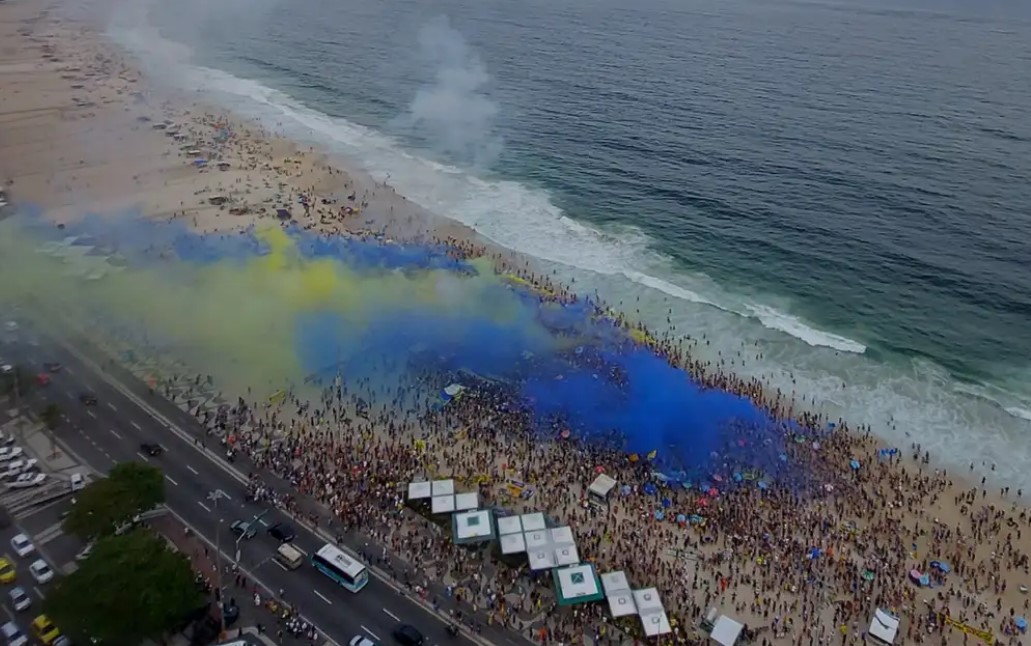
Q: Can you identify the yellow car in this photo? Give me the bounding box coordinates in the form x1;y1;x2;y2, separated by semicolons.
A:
0;557;15;584
32;615;62;646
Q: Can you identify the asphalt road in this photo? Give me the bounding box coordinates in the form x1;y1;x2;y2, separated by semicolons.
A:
0;333;494;646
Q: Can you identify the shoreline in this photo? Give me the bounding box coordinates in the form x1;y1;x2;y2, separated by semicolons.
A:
4;0;1031;644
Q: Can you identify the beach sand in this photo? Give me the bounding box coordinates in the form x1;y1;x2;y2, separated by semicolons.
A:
4;1;1031;644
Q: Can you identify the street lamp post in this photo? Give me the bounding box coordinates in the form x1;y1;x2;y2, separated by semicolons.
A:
207;489;228;638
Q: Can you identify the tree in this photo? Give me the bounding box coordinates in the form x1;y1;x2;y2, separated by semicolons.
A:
44;528;205;645
40;403;61;430
63;462;165;539
0;365;32;398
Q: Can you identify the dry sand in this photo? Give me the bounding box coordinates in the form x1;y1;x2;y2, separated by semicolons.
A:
4;1;1031;644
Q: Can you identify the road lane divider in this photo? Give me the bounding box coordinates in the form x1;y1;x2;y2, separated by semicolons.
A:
314;590;333;605
197;501;211;513
383;608;400;621
109;429;122;439
51;331;499;646
165;475;179;486
361;626;380;641
186;465;199;476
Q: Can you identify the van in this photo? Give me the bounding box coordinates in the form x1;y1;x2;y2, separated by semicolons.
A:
274;542;304;570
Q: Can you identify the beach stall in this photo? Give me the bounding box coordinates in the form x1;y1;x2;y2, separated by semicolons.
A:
600;571;637;618
633;588;672;637
588;473;617;508
451;509;495;545
552;563;604;606
868;608;900;644
709;614;744;645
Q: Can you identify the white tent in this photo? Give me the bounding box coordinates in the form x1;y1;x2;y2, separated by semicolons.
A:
588;473;617;506
868;608;900;644
710;615;744;645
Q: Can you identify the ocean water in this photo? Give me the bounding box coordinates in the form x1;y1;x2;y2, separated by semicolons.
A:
97;0;1031;484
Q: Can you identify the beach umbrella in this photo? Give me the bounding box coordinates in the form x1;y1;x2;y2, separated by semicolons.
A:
937;562;951;573
849;459;861;470
909;569;922;583
661;498;672;508
807;547;821;560
642;482;658;496
689;514;703;524
620;485;632;496
676;514;687;524
919;574;930;587
654;510;665;521
757;480;769;491
862;569;875;581
733;472;743;482
1016;617;1027;631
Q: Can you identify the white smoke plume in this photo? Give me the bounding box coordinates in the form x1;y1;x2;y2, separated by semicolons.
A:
397;16;502;169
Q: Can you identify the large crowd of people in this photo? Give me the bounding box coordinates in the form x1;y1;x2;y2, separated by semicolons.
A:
105;229;1031;646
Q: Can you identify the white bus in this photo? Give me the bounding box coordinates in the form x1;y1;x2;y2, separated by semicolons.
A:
311;543;369;592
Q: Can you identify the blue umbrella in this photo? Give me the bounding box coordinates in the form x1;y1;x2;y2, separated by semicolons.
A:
661;498;672;508
733;472;743;482
850;459;861;470
1016;617;1027;630
654;510;665;521
937;562;951;573
676;514;687;523
757;480;769;490
642;482;658;496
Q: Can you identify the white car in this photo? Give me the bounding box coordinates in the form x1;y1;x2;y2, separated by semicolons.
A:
9;534;34;558
7;586;30;611
8;473;45;489
0;446;23;462
70;472;86;492
0;621;27;646
28;559;53;584
0;364;12;375
75;541;94;561
349;637;376;646
2;459;38;477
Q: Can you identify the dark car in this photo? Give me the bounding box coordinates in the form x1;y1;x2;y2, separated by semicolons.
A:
140;443;163;456
392;624;425;646
267;522;295;543
221;601;239;627
43;362;62;373
79;392;97;406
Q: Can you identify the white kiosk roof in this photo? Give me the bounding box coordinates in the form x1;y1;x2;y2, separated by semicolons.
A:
521;512;546;532
525;530;550;550
499;532;526;554
431;494;456;514
600;571;631;594
588;473;617;498
431;479;455;496
408;481;432;500
453;509;494;543
454;492;479;511
710;615;744;646
528;549;557;570
634;588;672;637
607;590;637;617
868;608;900;644
496;515;523;535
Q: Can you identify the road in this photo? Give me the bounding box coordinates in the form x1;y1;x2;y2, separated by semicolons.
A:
0;330;509;646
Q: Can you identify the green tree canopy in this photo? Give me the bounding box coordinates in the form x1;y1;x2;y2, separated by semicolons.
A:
44;528;205;644
63;461;165;539
40;403;61;430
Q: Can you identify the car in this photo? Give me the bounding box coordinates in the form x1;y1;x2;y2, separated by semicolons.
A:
8;587;31;612
30;615;60;646
229;520;256;540
0;557;15;584
221;601;240;627
350;636;377;646
2;460;38;478
0;364;12;375
28;559;53;584
0;446;23;462
10;534;34;558
78;392;97;406
69;472;86;492
34;373;50;387
0;621;27;646
391;624;425;646
74;541;94;561
9;473;46;489
140;443;163;456
42;362;61;373
267;522;296;543
0;432;14;447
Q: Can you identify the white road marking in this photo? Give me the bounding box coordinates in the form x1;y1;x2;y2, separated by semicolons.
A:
362;627;380;640
165;475;179;486
107;402;117;411
109;429;122;439
131;421;141;431
314;590;332;605
33;586;45;600
136;452;150;461
86;410;96;418
64;366;73;374
382;608;400;621
259;518;269;527
186;465;199;475
197;501;211;512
